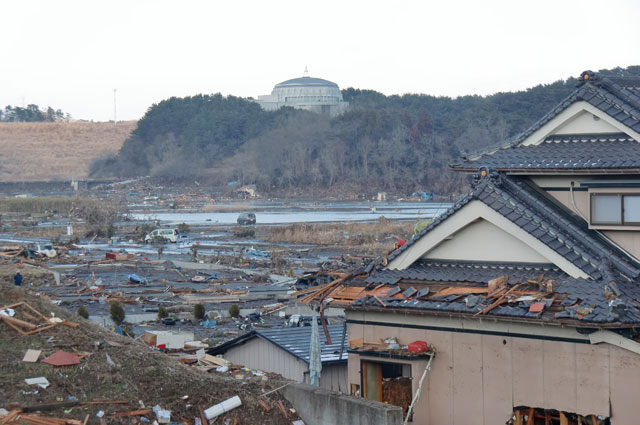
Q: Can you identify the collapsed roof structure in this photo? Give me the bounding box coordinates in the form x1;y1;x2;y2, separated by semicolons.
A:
302;71;640;425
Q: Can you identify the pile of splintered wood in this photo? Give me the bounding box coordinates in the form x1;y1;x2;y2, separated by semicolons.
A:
0;302;78;335
1;410;86;425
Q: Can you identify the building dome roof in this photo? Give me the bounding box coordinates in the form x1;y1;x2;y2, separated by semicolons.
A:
274;76;339;89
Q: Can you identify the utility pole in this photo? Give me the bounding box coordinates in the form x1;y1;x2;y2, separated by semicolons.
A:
113;89;117;125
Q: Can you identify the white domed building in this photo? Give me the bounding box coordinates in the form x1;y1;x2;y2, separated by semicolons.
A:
256;68;348;117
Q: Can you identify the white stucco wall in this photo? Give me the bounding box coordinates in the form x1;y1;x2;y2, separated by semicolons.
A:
423;219;549;263
553;109;620;135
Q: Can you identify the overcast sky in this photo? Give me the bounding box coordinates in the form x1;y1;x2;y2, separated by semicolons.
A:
1;0;639;122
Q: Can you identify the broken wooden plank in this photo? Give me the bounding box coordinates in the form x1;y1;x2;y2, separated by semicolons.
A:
433;286;489;297
475;284;521;316
525;407;534;425
372;295;386;307
198;406;208;425
113;409;151;417
258;400;271;413
24;324;57;335
276;400;289;419
559;412;569;425
2;318;29;335
79;400;128;406
22;349;42;363
348;338;364;348
0;314;37;330
22;401;79;413
487;275;508;296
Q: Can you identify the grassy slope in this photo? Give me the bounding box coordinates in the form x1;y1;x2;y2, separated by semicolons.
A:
0;121;136;182
0;262;292;424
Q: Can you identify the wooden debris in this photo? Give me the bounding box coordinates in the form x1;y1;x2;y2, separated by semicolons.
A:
22;349;42;363
198;406;208;425
261;383;290;397
348;338;364;348
276;401;290;419
372;295;386;307
113;409;152;418
258;400;271;413
487;275;508;297
0;302;68;335
201;354;227;367
1;409;21;424
475;284;521;316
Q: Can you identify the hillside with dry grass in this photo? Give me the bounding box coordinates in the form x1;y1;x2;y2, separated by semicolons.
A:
0;121;136;182
0;262;295;424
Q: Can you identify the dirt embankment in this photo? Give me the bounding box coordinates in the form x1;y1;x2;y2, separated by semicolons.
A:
0;121;136;182
0;263;295;424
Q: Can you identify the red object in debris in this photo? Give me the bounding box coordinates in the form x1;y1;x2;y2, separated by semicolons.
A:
396;237;406;247
156;344;166;350
106;252;117;260
144;257;149;261
408;340;428;353
42;350;80;366
529;302;546;313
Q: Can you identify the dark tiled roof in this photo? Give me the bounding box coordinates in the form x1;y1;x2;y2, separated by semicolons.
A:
454;72;640;171
451;134;640;171
208;324;347;364
388;174;640;281
352;271;640;325
366;260;567;285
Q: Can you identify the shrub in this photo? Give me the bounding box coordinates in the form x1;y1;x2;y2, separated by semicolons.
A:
137;223;154;238
157;306;168;319
233;227;255;238
77;306;89;319
228;304;240;318
177;222;190;233
194;303;206;320
109;301;125;324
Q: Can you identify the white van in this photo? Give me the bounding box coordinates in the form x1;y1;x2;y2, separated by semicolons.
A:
145;228;179;243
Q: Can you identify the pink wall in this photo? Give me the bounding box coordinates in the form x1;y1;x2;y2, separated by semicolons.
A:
347;323;640;425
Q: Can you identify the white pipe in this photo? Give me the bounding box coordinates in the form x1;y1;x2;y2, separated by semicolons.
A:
569;182;588;221
404;354;434;425
204;396;242;420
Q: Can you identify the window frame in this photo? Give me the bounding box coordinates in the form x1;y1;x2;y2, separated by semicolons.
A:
590;192;640;226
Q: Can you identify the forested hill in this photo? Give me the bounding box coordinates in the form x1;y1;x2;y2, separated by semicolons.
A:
91;66;640;195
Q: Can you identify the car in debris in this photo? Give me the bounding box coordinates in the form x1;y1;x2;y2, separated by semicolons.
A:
144;228;179;243
236;212;256;225
285;314;323;328
30;243;57;258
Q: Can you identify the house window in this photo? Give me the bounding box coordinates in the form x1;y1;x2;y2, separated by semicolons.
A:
361;361;412;417
591;193;640;225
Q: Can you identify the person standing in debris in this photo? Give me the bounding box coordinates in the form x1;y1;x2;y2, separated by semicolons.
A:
13;272;22;286
157;246;164;260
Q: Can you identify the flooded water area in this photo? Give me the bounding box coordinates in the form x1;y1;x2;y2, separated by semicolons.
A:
129;200;452;225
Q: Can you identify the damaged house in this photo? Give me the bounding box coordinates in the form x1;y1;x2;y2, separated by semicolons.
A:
308;71;640;424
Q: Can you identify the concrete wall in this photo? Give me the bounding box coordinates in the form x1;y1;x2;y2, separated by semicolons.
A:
346;312;640;425
282;382;402;425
